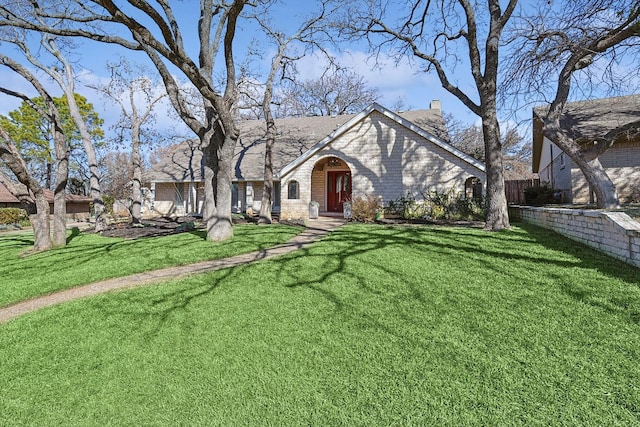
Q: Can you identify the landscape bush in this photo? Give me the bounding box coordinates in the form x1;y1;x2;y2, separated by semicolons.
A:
350;195;383;223
385;188;486;221
0;208;29;225
385;192;429;219
524;183;561;206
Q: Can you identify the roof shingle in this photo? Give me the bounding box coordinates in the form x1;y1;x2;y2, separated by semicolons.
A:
145;106;450;183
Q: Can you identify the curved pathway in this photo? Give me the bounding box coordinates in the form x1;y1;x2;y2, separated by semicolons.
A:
0;218;344;324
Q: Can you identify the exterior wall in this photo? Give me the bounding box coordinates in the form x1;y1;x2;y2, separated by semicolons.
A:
149;181;207;216
151;182;184;216
571;166;591;204
252;181;264;212
600;141;640;203
280;110;485;220
311;166;326;212
509;206;640;269
538;136;572;202
541;138;640;204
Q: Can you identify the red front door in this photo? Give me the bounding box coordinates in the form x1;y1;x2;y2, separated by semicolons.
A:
327;171;351;212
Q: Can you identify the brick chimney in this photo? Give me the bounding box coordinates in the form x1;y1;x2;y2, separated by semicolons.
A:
430;100;441;111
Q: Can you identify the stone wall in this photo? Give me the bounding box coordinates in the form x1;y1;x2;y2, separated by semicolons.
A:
509;206;640;269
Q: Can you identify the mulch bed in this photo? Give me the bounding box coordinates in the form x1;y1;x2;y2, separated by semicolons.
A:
97;215;485;240
100;216;202;239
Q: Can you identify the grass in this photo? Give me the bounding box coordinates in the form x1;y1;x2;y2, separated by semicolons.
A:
1;223;639;425
0;223;301;308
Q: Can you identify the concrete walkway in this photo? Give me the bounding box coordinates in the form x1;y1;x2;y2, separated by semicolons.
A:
0;218;345;324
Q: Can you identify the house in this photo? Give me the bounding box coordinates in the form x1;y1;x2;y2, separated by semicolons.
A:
144;102;486;220
533;94;640;204
0;182;93;220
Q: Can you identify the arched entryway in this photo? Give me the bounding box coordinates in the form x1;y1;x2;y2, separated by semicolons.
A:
311;156;352;214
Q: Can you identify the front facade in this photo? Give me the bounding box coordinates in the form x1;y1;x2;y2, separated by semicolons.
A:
145;102;486;220
533;95;640;204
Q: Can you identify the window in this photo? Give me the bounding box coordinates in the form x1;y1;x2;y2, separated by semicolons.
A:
560;153;565;169
287;180;299;199
231;183;240;212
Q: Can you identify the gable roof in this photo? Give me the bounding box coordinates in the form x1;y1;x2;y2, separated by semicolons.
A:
280;103;485;178
0;182;92;205
145;103;479;183
532;94;640;172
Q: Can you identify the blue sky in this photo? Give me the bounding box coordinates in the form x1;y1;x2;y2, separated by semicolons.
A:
0;0;485;144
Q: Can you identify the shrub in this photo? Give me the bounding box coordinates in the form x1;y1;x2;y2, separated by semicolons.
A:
350;195;382;223
524;183;560;206
423;188;457;220
176;221;195;232
385;192;429;219
424;188;486;221
0;208;29;225
455;196;486;220
385;188;486;221
102;195;115;215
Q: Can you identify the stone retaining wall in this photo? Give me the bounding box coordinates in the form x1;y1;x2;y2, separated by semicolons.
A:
509;206;640;269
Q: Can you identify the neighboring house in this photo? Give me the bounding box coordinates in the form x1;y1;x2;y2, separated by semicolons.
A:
533;94;640;204
0;182;93;220
144;102;486;220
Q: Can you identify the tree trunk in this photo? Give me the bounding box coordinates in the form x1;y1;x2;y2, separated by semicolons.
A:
573;155;619;208
131;130;142;224
0;136;52;251
64;92;105;232
202;129;236;242
481;111;510;231
258;117;275;224
52;127;69;247
30;191;52;252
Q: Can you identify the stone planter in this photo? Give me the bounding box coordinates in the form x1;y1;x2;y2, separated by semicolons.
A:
309;201;319;219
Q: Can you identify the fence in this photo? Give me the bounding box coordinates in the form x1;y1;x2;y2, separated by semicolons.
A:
505;178;539;204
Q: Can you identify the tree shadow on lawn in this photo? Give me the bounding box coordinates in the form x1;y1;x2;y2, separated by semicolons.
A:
0;225;294;308
124;223;640;336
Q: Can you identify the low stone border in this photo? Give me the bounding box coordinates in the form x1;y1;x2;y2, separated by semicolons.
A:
509;206;640;269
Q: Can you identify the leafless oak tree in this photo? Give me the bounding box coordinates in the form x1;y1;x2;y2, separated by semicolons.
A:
0;27;108;231
276;68;380;118
503;0;640;208
341;0;517;230
247;1;336;223
0;56;69;249
0;0;254;241
92;58;166;224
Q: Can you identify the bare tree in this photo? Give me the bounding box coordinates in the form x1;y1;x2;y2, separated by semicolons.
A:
247;1;336;223
504;0;640;208
0;0;253;241
446;114;533;179
91;58;166;224
0;129;52;251
342;0;517;230
0;29;108;231
0;56;69;249
99;151;134;204
276;68;380;118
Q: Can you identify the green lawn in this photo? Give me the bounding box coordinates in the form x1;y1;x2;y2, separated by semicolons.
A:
0;223;301;307
1;223;639;425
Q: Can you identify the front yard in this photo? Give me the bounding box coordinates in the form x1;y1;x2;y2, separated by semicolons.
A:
1;223;639;425
0;223;301;307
